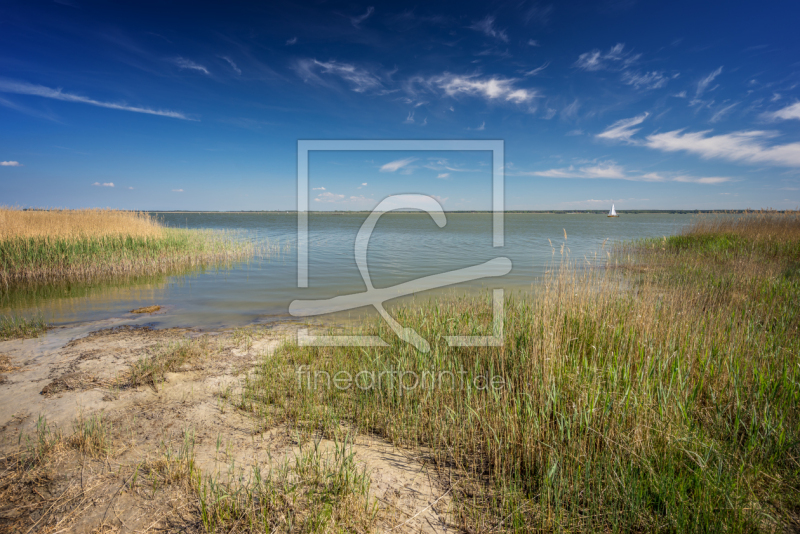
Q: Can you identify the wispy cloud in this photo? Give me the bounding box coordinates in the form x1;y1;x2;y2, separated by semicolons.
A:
351;6;374;28
93;181;114;187
763;101;800;121
1;161;22;166
219;56;241;75
526;163;627;179
404;111;415;124
0;95;59;121
645;129;800;167
710;102;738;123
574;43;638;71
520;62;549;77
596;112;649;143
380;157;417;173
469;15;508;42
312;186;326;190
431;74;537;104
172;188;184;192
437;173;450;179
0;79;193;120
621;71;670;90
515;163;730;183
294;59;382;93
286;37;298;45
423;159;482;173
172;57;210;75
527;39;540;47
467;121;486;131
695;66;722;98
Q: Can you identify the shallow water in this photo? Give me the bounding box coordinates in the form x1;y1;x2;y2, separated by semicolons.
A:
1;212;693;329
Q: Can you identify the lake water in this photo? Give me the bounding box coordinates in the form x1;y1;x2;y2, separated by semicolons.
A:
2;213;694;330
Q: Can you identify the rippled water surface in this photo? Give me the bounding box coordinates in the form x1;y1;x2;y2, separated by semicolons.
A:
2;212;694;329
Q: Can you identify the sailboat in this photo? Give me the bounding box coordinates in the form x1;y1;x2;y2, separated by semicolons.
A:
608;204;619;217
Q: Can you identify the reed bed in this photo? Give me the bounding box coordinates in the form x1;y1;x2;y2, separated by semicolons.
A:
230;211;799;532
0;208;254;289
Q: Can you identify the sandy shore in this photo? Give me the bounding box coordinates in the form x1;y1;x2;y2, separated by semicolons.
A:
0;318;454;533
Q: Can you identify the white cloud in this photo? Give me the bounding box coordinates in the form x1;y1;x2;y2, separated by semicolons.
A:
172;57;210;75
621;71;668;90
0;161;21;166
645;129;800;167
468;121;486;131
93;182;114;187
432;74;536;104
294;59;382;93
380;157;417;173
672;91;687;98
219;56;241;75
596;112;649;142
361;182;368;186
525;163;626;179
312;186;326;190
640;173;731;184
574;43;637;71
314;191;346;202
351;7;374;28
437;173;450;179
515;163;731;183
128;186;134;190
172;189;184;192
527;39;540;47
0;79;192;120
469;16;508;42
404;111;415;124
695;66;722;97
710;102;738;123
286;37;298;45
763;102;800;121
520;62;549;77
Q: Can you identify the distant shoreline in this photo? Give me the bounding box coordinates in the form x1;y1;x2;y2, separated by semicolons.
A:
131;209;784;215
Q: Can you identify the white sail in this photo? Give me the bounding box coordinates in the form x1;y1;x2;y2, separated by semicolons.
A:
609;204;617;216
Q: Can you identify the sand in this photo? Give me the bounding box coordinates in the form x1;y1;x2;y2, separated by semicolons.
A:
0;319;455;533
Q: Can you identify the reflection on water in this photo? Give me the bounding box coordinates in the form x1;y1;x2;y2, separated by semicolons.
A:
1;212;694;330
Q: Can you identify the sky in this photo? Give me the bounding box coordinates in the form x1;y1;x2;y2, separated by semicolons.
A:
1;0;799;211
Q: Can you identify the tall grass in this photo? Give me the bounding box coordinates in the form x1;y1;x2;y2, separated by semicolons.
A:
0;207;254;289
232;211;800;532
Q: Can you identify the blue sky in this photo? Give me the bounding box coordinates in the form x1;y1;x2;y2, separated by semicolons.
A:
1;0;799;211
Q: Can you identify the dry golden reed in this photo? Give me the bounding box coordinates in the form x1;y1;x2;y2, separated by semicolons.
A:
0;207;164;240
0;207;253;289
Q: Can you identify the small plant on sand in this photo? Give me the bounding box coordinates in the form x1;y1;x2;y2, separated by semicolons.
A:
127;338;209;389
0;313;48;340
195;431;377;533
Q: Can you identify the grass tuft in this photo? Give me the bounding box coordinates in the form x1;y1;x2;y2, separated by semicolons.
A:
0;313;48;340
